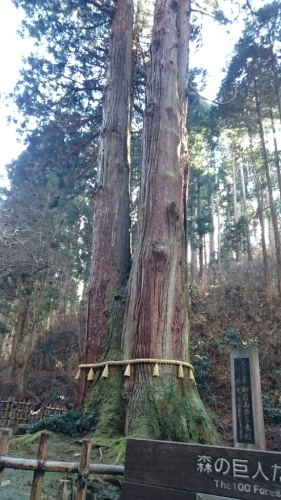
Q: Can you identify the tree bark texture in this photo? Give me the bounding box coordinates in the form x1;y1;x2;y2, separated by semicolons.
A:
240;159;252;261
254;80;281;297
121;0;216;440
77;0;133;404
255;175;270;288
269;44;281;125
270;108;281;200
11;273;48;399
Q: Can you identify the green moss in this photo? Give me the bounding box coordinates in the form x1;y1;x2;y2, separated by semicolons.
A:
84;284;127;439
137;378;219;444
11;430;55;446
86;374;125;438
91;436;127;464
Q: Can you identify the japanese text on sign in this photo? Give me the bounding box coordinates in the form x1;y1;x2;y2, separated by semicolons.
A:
234;357;254;444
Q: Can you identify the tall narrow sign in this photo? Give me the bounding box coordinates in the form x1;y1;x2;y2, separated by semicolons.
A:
230;348;265;450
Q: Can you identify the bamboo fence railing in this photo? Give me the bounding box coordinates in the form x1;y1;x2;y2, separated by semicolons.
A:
0;428;124;500
0;397;67;427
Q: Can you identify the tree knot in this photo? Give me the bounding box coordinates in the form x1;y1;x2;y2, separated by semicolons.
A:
167;201;180;221
152;241;167;260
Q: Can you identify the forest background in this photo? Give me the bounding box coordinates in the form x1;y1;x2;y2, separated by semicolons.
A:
0;0;281;449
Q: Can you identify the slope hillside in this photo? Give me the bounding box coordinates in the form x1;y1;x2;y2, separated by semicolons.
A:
190;257;281;450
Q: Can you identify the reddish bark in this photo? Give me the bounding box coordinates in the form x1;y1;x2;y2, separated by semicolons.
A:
122;0;191;434
77;0;133;404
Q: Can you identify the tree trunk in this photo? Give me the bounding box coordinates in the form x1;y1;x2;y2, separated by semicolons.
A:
121;0;216;442
190;203;198;281
216;182;221;269
270;108;281;200
265;191;275;257
232;151;240;262
197;183;204;279
269;44;281;125
240;159;252;261
209;193;215;261
254;80;281;297
254;173;270;288
76;0;133;410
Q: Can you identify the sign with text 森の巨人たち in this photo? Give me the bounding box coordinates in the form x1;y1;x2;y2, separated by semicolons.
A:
122;439;281;500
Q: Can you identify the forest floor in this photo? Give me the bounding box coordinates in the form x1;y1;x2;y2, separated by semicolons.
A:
0;431;123;500
189;259;281;451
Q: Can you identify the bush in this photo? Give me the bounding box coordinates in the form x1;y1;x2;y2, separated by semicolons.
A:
193;355;211;390
27;409;98;437
189;281;198;301
220;329;258;349
220;329;242;348
262;395;281;426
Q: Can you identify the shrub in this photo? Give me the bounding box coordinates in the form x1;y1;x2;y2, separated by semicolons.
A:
220;329;258;349
189;281;198;301
262;395;281;426
220;329;242;348
27;409;98;437
193;355;211;390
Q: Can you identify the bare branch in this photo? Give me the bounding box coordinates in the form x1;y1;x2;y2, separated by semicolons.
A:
83;0;116;16
133;103;144;116
189;81;238;105
245;0;271;17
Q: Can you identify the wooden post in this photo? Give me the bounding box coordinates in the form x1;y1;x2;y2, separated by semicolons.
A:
230;347;265;450
41;405;47;421
4;397;14;427
75;439;92;500
25;401;32;424
0;428;12;485
60;479;72;500
29;432;50;500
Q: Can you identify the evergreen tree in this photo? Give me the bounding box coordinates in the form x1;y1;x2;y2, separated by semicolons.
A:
5;0;238;439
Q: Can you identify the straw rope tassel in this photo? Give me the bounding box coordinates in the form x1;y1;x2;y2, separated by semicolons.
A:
102;364;109;378
153;363;159;377
75;368;81;380
177;364;184;378
189;368;196;384
87;368;94;381
124;364;131;377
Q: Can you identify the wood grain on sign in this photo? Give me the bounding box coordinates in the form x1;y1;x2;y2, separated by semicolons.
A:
123;439;281;500
122;482;196;500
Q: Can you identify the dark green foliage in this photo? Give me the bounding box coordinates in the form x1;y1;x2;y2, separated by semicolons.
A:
189;281;198;301
27;409;98;436
220;329;258;349
192;355;211;390
88;481;121;500
221;216;251;261
262;395;281;426
220;329;242;348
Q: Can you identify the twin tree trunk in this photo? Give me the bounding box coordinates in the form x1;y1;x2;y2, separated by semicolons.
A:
78;0;216;443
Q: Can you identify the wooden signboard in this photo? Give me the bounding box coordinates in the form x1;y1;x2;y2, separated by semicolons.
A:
230;348;265;450
122;439;281;500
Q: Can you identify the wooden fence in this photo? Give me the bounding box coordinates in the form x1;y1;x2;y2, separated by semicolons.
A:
0;397;67;427
0;428;124;500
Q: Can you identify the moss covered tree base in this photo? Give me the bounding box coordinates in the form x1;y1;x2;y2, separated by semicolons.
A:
124;377;219;444
85;371;218;445
85;369;125;439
